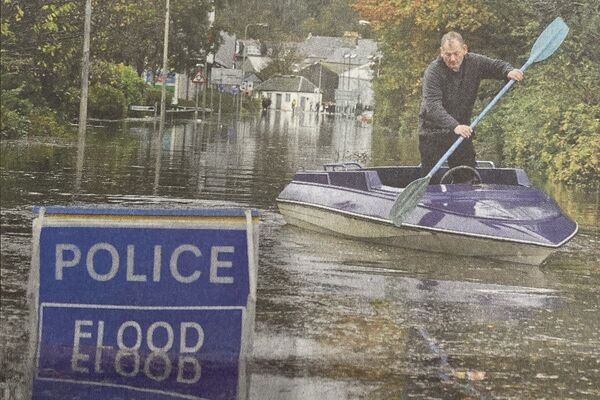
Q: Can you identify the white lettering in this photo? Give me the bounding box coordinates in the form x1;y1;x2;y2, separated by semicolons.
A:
147;322;174;352
86;243;119;281
117;321;142;351
177;356;201;384
55;244;81;280
94;320;109;373
170;245;202;283
115;350;140;377
144;352;172;382
71;320;93;373
210;246;234;284
153;245;162;282
126;245;147;282
180;322;204;353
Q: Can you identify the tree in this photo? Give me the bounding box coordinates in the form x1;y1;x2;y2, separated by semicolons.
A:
353;0;600;186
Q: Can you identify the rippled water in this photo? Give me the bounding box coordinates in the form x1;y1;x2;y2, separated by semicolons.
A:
1;112;599;399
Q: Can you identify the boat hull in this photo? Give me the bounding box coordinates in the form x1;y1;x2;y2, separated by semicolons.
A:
276;165;577;265
277;200;561;266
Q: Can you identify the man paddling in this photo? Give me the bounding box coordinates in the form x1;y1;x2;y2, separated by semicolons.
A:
418;32;524;183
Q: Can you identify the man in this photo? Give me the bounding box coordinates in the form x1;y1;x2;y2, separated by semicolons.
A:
418;31;523;183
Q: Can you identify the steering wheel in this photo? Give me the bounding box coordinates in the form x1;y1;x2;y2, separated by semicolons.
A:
440;165;482;185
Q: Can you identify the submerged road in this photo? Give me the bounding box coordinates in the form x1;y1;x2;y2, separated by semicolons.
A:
1;112;599;399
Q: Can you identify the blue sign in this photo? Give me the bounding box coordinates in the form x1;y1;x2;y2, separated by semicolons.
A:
218;84;225;93
29;207;259;400
230;85;239;95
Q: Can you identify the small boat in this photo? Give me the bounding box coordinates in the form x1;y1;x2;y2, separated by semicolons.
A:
276;162;578;265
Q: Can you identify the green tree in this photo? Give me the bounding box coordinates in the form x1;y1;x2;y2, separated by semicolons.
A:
354;0;599;186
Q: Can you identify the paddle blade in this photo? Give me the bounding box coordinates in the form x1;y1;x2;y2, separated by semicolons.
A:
389;176;430;226
529;17;569;63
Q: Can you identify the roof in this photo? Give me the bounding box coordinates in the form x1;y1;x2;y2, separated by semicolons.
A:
301;35;379;65
214;31;236;69
244;73;262;83
243;56;272;73
255;75;318;93
239;39;262;56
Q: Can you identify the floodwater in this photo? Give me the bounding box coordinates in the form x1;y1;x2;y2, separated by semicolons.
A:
1;111;599;399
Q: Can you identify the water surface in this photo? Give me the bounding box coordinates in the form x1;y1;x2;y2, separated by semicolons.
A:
1;112;599;399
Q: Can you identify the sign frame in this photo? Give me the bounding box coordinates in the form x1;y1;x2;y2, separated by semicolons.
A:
27;207;259;400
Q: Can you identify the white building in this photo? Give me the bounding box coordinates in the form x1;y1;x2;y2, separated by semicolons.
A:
255;75;322;112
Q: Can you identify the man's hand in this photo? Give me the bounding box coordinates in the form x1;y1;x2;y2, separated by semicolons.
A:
507;69;524;82
454;124;473;139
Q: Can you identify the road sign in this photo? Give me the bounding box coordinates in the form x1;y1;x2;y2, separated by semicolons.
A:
230;85;240;95
334;89;358;102
211;68;243;86
193;70;205;84
218;84;225;93
29;207;259;400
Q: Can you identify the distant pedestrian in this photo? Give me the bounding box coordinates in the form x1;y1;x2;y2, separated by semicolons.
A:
291;99;297;113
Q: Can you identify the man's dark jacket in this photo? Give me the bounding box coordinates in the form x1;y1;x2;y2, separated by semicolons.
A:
418;52;513;137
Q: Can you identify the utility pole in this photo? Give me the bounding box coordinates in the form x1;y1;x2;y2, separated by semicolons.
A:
76;0;92;190
203;5;215;121
240;23;268;113
158;0;171;138
78;0;92;138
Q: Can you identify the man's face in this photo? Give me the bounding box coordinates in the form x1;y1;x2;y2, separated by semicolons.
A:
441;40;467;72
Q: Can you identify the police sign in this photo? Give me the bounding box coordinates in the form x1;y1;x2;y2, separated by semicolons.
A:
28;207;259;400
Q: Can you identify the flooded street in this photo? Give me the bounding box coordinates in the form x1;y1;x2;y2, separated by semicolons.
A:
1;112;599;399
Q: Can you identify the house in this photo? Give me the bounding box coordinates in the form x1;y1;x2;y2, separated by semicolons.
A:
241;56;272;75
242;73;262;95
339;63;375;108
297;34;380;108
255;75;322;112
174;31;238;102
214;31;237;69
298;61;343;104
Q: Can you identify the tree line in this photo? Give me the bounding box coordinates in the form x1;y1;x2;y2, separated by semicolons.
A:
1;0;598;186
1;0;218;135
353;0;599;186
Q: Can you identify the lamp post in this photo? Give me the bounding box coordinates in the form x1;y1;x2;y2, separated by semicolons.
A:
343;53;356;116
312;60;323;103
158;0;170;139
240;22;268;113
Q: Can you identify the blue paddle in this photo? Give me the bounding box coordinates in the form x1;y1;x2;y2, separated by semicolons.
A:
389;17;569;227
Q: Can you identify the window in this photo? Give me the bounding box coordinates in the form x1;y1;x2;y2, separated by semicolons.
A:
285;93;291;102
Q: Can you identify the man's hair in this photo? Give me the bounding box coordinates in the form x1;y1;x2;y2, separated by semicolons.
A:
440;31;465;47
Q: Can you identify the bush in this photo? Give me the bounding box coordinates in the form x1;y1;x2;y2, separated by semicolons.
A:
91;61;146;106
0;87;33;138
29;107;72;136
88;84;127;119
143;86;173;109
0;110;30;138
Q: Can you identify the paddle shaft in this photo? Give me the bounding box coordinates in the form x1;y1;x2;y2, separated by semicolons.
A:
426;59;534;179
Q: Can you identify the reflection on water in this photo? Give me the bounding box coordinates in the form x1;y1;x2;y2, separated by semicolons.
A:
1;111;599;399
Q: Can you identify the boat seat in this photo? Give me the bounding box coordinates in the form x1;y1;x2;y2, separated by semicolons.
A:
329;170;383;191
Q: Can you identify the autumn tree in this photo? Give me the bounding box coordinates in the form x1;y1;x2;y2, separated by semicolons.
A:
354;0;599;186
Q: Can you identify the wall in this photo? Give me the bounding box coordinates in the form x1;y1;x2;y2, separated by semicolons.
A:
260;91;323;112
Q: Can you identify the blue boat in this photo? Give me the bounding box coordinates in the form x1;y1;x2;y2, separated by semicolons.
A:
276;162;578;265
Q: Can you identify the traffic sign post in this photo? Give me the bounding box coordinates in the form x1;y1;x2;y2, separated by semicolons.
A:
193;70;205;84
27;207;259;400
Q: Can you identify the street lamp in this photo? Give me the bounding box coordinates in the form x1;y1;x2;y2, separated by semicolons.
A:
240;22;268;112
313;60;323;95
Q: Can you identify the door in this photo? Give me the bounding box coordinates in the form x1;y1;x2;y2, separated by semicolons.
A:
275;93;282;109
